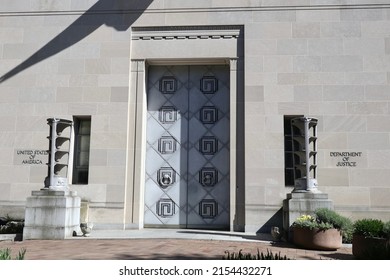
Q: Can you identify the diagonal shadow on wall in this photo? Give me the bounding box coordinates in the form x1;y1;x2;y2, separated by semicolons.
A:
0;0;153;83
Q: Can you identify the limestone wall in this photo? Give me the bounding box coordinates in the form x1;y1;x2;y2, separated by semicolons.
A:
1;0;389;231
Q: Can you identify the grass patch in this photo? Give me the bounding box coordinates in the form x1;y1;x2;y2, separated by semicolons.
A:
223;249;290;260
0;248;26;260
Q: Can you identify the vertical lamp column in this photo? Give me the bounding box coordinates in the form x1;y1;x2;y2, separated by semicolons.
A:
303;117;311;191
45;118;73;191
291;116;318;193
23;117;80;240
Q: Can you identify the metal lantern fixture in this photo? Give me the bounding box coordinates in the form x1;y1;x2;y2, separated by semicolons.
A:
291;116;318;192
44;118;73;190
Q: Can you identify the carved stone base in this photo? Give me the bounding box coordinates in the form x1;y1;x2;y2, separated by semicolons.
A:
23;190;80;240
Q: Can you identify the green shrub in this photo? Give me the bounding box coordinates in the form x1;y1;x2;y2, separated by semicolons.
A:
292;214;333;230
223;249;290;260
314;208;353;243
383;221;390;239
315;208;352;231
0;215;24;234
353;219;385;238
0;221;24;234
0;248;26;260
353;219;390;259
342;227;353;244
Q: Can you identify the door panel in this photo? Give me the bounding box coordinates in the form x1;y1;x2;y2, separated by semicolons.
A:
144;65;230;229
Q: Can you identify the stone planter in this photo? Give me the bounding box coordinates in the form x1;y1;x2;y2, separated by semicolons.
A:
352;234;389;259
0;233;23;241
292;227;342;251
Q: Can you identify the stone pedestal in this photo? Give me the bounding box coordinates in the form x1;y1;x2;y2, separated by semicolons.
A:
283;192;333;241
23;190;81;240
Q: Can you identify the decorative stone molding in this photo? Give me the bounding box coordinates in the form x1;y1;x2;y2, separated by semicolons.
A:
3;3;390;17
229;58;238;71
130;59;145;72
132;25;242;41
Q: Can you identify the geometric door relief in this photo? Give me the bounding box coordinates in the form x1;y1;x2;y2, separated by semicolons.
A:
158;136;177;154
199;136;218;155
159;106;178;123
144;65;230;229
200;107;218;124
200;168;218;187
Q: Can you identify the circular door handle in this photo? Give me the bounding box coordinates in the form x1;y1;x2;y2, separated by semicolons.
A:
203;174;212;186
160;173;172;186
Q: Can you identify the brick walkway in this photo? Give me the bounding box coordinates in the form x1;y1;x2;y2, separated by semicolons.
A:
0;237;353;260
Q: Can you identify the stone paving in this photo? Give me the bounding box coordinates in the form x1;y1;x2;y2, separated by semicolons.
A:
0;229;354;260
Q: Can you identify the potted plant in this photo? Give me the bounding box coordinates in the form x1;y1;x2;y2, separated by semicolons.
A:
291;208;352;251
352;219;390;259
0;215;24;241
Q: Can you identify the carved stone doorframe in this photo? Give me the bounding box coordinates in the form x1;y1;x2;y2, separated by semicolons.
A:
125;26;243;231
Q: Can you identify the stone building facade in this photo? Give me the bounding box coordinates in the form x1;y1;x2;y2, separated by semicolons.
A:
1;0;390;233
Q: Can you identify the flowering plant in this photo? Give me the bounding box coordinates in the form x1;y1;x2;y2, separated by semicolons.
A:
292;208;352;233
292;213;333;230
292;209;354;245
296;214;314;223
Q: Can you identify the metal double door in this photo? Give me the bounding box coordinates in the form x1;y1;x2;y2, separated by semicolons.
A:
144;65;230;229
